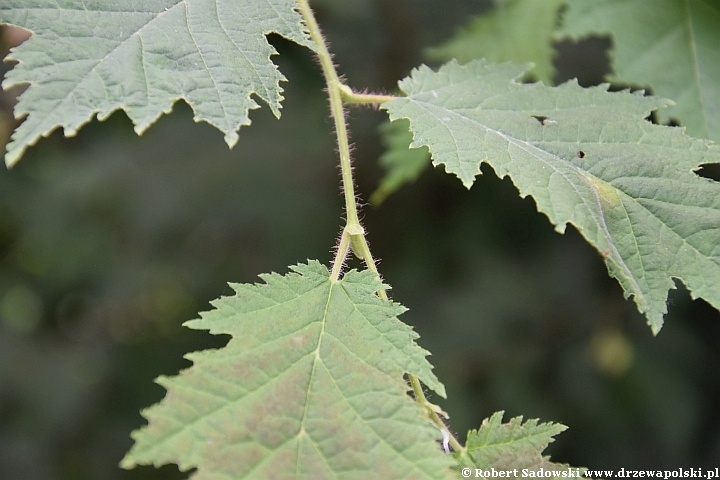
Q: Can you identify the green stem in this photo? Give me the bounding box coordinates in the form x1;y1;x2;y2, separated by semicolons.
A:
330;230;351;282
296;0;360;230
353;231;465;453
339;84;396;105
410;375;465;455
297;0;461;454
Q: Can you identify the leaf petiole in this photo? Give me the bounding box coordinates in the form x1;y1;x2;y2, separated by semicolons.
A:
339;84;396;105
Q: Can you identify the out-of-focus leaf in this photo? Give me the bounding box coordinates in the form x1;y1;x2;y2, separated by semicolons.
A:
371;119;430;206
427;0;564;85
560;0;720;142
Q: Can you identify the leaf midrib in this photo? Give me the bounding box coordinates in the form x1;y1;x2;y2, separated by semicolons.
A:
404;89;720;298
404;97;646;305
294;277;335;477
293;281;441;479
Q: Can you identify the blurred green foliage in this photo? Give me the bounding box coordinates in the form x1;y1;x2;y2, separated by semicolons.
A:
1;1;719;478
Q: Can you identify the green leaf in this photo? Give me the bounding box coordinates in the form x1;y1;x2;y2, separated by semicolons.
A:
370;119;430;206
458;412;583;476
0;0;316;167
382;60;720;333
560;0;720;143
121;261;453;479
427;0;564;85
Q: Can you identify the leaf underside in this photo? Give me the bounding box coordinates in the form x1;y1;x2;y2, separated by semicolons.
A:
427;0;564;85
458;412;582;476
121;261;452;479
0;0;316;167
383;60;720;333
560;0;720;143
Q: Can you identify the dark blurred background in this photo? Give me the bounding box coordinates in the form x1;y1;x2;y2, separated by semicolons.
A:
1;1;719;478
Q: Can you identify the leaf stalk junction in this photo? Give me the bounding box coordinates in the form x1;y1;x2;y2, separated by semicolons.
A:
296;0;465;457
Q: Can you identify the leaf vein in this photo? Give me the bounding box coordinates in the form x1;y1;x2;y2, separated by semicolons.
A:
182;0;229;130
318;361;434;479
408;98;644;303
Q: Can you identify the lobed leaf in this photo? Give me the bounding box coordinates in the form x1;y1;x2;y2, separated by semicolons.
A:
121;261;452;479
383;60;720;333
370;119;430;206
0;0;316;167
457;412;583;477
427;0;564;85
560;0;720;143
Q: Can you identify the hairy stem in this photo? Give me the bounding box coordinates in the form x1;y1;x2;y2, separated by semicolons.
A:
330;230;351;282
410;376;465;455
339;84;396;105
296;0;360;230
297;0;461;455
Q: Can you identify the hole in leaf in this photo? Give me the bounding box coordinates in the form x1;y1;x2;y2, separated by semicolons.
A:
576;151;586;158
553;36;611;86
531;115;549;125
696;164;720;181
644;111;681;128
